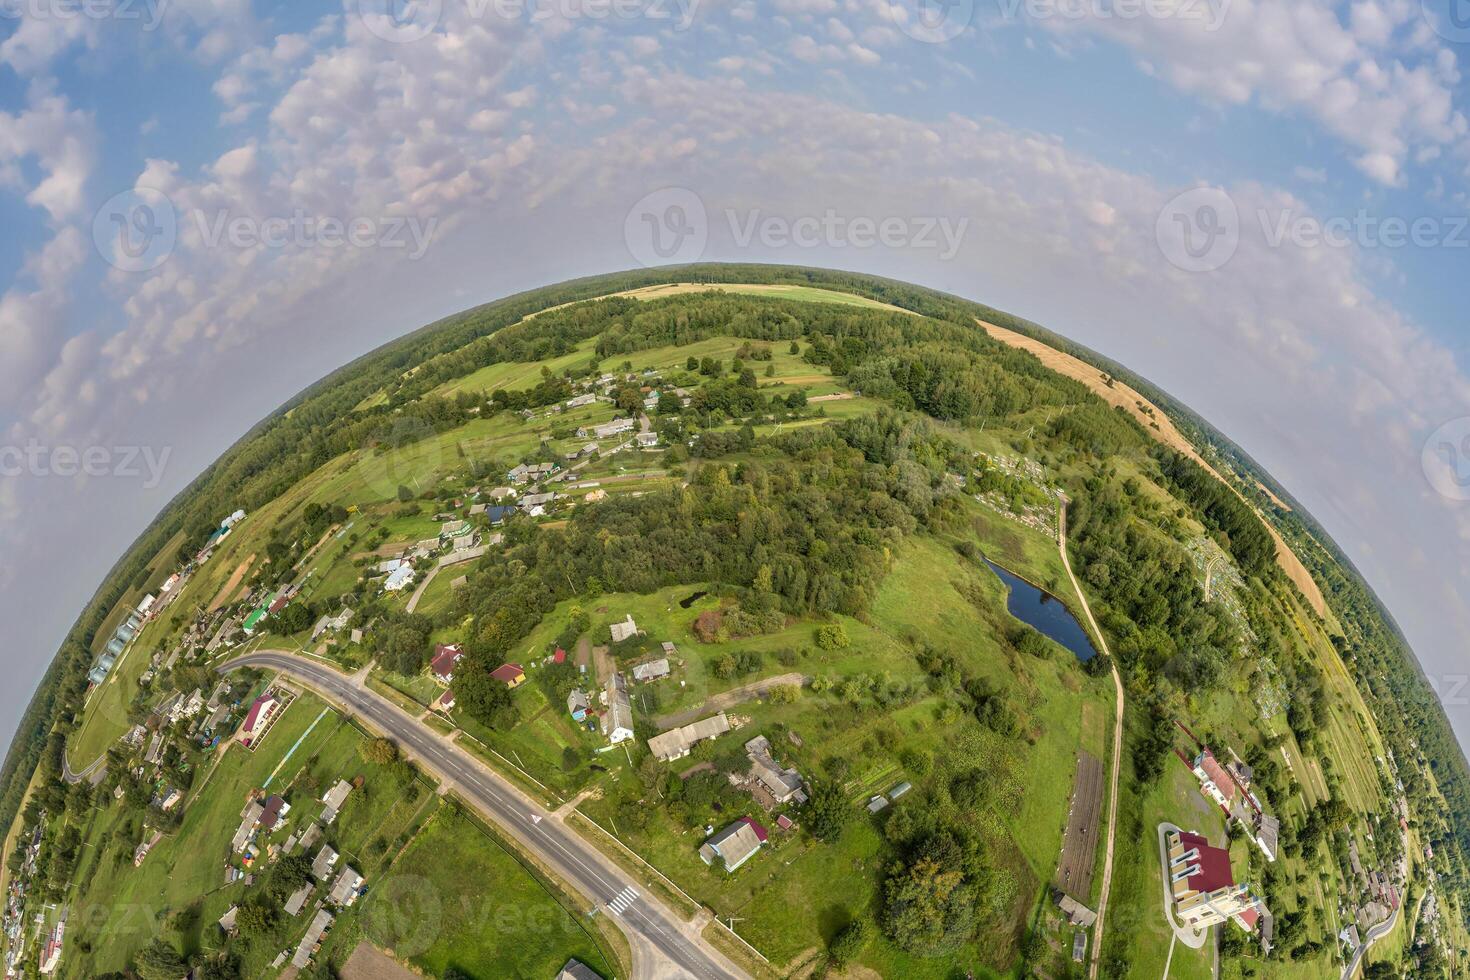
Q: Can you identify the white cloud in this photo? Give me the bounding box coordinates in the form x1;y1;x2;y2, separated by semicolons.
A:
1028;0;1468;185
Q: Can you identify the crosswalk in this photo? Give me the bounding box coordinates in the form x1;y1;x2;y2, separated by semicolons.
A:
606;885;639;916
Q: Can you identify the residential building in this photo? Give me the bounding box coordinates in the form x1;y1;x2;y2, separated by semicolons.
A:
1166;829;1269;933
1055;891;1097;927
232;799;266;852
237;692;280;746
284;884;312;916
292;909;333;968
648;713;731;762
631;658;670;683
490;663;526;687
328;866;365;906
431;643;463;683
383;563;415;592
603;674;635;744
745;736;806;807
699;817;768;872
321;779;353;823
311;844;340;882
609;615;639;643
1174;722;1279;862
636;431;659;447
566;393;597;409
520;491;556;513
568;689;589;721
259;794;290;831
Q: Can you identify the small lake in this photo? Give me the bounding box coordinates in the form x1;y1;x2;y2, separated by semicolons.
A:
985;559;1098;662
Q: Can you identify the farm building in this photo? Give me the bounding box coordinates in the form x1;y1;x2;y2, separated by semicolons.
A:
699;817;768;872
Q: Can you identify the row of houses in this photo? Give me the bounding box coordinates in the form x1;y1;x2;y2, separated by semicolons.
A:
1174;721;1280;862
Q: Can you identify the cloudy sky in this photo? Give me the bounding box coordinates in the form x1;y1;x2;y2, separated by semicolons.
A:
2;0;1470;755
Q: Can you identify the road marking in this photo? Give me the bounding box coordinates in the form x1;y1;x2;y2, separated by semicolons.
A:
607;886;639;915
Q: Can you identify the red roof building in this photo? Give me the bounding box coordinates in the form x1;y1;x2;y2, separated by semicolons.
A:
1175;830;1235;892
490;663;526;687
740;816;769;843
553;647;567;664
431;644;463;683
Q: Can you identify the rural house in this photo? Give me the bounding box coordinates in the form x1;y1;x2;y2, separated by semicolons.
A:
648;713;732;762
631;658;670;683
490;663;526;687
321;779;353;823
431;643;463;683
603;674;635;744
699;817;768;872
609;615;639;643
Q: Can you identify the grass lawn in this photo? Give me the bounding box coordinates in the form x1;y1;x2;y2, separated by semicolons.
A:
359;808;615;979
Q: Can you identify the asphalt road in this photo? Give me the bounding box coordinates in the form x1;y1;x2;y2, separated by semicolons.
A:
218;651;744;980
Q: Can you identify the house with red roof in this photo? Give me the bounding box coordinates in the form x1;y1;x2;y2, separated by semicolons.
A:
1165;828;1268;935
238;692;280;746
490;663;526;688
431;644;463;684
553;647;567;664
699;816;768;872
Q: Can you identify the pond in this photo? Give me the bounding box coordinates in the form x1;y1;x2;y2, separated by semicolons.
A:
679;590;709;609
985;559;1098;662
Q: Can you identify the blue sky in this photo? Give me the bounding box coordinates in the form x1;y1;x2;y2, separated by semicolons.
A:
2;0;1470;754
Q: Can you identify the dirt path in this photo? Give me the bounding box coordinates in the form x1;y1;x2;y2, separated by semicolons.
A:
405;564;440;614
1058;504;1123;980
978;317;1325;615
652;673;807;729
208;553;255;612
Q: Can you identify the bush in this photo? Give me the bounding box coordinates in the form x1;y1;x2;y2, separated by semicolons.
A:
815;623;850;651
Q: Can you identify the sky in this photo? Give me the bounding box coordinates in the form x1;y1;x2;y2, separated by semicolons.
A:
1;0;1470;758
